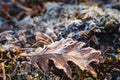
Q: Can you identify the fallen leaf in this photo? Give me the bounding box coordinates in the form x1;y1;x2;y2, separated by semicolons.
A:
28;38;104;78
0;2;10;19
16;16;35;29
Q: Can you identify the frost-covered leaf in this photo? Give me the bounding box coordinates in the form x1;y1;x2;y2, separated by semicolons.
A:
16;16;35;29
29;38;104;78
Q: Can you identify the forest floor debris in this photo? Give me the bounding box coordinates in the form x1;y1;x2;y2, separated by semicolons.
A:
0;0;120;80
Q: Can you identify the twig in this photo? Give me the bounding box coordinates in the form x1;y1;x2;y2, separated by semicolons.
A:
34;63;50;79
61;72;65;80
102;47;111;55
1;62;6;80
11;61;20;77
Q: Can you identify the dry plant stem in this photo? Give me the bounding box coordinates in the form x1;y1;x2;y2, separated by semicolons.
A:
84;26;96;46
7;2;32;12
11;61;20;77
102;47;111;55
84;37;93;46
60;73;65;80
21;48;35;51
34;63;50;79
32;40;48;47
1;62;6;80
0;30;14;36
16;3;32;12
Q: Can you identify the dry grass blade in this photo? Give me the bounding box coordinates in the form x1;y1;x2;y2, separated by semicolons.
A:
1;62;6;80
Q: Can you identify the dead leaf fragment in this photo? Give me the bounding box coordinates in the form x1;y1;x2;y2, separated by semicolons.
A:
0;2;10;19
16;16;35;28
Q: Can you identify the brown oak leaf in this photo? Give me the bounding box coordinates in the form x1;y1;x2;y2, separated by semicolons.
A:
27;38;104;78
